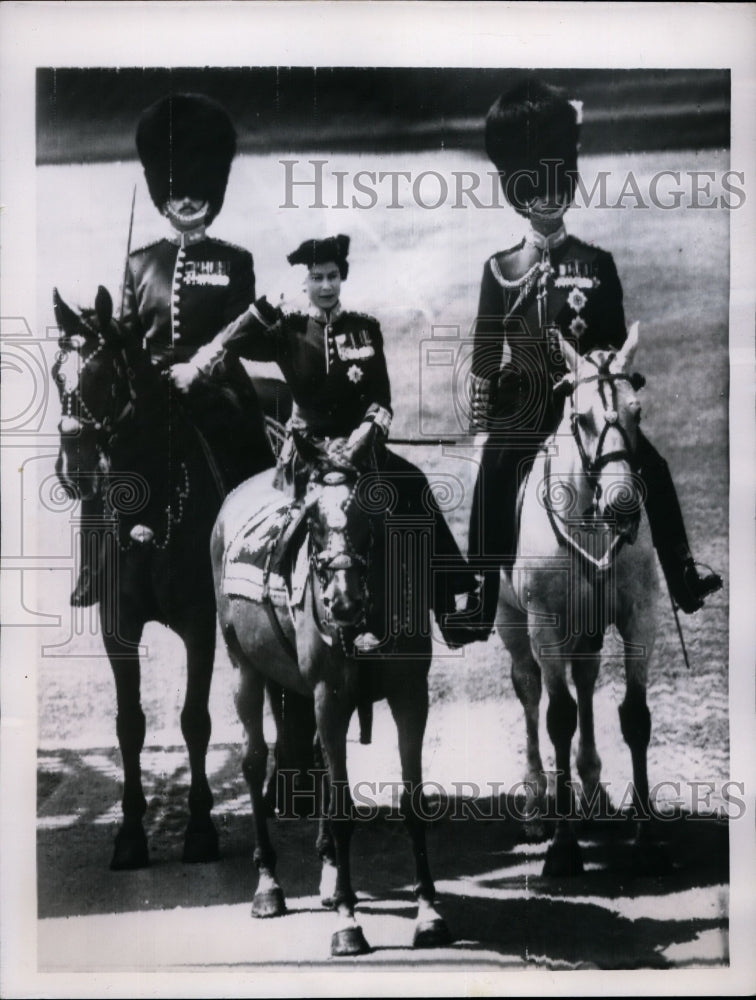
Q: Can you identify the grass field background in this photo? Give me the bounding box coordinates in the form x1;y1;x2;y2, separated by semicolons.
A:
32;144;730;808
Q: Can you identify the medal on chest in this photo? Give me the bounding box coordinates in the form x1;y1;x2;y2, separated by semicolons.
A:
334;330;375;361
554;260;601;290
183;260;231;287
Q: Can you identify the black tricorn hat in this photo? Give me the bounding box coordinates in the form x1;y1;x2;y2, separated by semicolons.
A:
485;79;580;208
136;93;237;224
287;234;351;279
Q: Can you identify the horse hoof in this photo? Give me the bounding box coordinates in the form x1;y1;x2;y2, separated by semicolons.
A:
632;839;671;877
110;825;149;871
413;918;452;949
543;838;584;878
182;816;220;864
331;925;370;957
321;895;335;910
251;887;286;918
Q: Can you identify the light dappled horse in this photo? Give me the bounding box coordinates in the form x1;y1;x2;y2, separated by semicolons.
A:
211;443;450;957
498;324;666;876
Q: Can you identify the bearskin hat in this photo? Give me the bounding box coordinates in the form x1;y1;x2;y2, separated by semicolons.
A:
287;234;351;279
485;79;580;209
136;93;237;224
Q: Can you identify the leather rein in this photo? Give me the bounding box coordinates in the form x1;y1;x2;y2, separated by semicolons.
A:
542;354;645;573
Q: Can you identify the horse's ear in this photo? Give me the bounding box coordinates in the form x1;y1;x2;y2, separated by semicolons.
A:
52;287;80;337
95;286;113;332
615;321;640;371
292;429;321;467
556;332;581;374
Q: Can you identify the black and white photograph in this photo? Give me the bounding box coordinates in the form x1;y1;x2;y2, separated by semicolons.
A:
1;2;755;996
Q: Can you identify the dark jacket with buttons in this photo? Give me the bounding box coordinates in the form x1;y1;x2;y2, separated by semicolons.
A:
471;233;627;434
121;236;256;366
221;302;392;437
119;235;273;490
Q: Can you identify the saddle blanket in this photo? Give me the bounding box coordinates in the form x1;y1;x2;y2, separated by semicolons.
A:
220;476;307;609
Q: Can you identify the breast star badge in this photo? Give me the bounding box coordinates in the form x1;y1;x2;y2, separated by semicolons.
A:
347;364;364;383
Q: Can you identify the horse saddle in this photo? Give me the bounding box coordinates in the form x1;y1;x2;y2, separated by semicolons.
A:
220;483;309;609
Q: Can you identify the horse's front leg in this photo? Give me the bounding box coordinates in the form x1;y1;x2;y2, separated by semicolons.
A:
313;679;369;957
500;600;547;838
102;623;149;871
617;622;669;874
538;650;583;877
179;608;219;863
234;659;287;917
386;665;451;949
571;638;607;820
313;735;338;909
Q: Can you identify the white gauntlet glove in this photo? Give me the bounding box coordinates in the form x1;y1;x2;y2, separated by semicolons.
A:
169;342;224;393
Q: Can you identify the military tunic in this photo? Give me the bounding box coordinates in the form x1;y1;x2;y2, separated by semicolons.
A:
120;234;274;495
222;301;392;437
470;230;627;435
218;296;475;618
121;235;257;366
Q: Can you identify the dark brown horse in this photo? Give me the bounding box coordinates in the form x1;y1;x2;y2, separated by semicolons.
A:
51;285;276;870
212;442;451;956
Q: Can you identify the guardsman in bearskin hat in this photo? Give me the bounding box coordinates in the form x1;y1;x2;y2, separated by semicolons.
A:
457;78;722;635
173;233;479;648
70;93;274;606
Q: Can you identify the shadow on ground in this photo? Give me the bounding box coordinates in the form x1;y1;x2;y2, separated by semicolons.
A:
38;746;729;969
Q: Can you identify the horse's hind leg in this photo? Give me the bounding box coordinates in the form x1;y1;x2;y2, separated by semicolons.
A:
103;626;149;870
180;611;219;863
234;659;287;918
386;668;451;949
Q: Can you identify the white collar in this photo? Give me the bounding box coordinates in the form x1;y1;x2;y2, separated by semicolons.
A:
308;301;342;323
167;226;207;249
524;225;568;251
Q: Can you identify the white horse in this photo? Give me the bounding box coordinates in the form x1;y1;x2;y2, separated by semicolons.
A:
498;324;667;875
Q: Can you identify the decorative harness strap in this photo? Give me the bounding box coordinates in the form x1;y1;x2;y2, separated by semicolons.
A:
542;356;644;574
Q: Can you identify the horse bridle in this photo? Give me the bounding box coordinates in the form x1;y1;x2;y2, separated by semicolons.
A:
53;328;136;453
559;354;645;508
305;472;372;652
543;353;646;571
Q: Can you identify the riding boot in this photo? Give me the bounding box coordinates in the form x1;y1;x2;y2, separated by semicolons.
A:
637;433;723;614
450;440;531;640
71;496;102;607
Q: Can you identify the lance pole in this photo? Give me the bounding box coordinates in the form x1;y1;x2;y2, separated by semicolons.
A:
120;184;137;319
